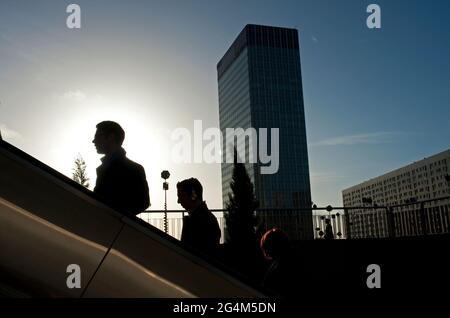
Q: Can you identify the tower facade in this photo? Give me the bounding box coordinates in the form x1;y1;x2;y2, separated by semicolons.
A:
217;24;312;240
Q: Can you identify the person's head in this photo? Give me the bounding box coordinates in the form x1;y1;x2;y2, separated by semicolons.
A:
177;178;203;211
92;121;125;155
260;228;289;261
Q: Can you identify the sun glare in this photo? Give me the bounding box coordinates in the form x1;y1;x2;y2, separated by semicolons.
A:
48;95;167;195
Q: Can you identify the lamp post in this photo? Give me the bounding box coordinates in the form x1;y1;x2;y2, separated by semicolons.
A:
161;170;170;234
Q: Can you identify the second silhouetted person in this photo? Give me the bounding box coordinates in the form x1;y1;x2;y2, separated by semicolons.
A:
93;121;150;215
177;178;221;256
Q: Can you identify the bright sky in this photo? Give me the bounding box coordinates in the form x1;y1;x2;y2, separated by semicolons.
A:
1;0;449;210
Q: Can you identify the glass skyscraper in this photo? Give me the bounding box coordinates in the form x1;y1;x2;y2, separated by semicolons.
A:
217;24;312;240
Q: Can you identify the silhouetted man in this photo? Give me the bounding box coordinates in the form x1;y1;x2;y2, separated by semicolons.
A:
93;121;150;215
177;178;221;255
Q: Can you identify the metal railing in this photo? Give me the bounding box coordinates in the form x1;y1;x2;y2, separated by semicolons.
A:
344;195;450;239
138;209;226;243
138;196;450;240
138;207;348;241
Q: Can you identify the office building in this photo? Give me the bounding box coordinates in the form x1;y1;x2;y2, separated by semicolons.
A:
217;24;312;239
342;149;450;238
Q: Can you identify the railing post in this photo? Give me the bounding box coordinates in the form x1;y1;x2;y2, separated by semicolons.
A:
387;207;396;238
374;208;379;238
420;202;427;236
344;208;351;240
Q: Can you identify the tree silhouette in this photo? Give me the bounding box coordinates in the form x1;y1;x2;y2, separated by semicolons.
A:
72;154;90;188
224;148;259;246
222;148;264;283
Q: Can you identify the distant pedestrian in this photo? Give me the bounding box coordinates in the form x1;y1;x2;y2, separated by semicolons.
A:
324;218;334;240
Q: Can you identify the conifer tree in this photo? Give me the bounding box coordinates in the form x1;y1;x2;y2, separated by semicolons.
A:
224;148;259;246
72;154;90;188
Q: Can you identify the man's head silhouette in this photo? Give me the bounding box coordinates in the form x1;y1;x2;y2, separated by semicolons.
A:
177;178;203;212
93;121;125;155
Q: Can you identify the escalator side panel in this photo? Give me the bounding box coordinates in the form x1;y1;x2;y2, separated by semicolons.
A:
0;148;123;297
84;223;263;297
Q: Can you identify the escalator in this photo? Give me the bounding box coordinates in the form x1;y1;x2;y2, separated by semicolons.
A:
0;140;264;297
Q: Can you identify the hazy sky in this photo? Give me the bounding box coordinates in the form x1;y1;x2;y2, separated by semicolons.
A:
1;0;449;210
